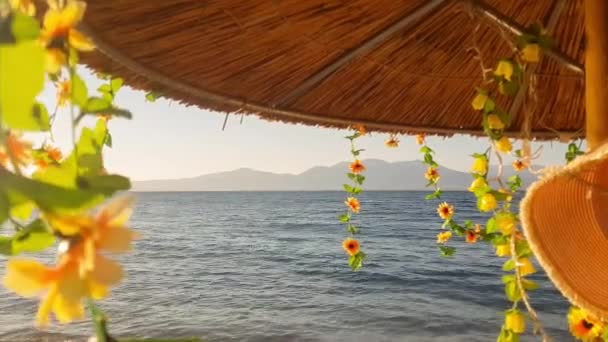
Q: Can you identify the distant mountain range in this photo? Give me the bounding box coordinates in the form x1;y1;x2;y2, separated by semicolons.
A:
132;159;538;191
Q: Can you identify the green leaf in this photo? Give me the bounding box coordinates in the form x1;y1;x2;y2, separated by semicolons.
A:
501;274;515;284
12;219;55;254
77;174;131;194
71;73;88;107
486;217;497;233
145;91;161;102
11;12;40;42
483;97;496;113
439;246;456;257
0;191;8;224
502;259;516;271
419;146;433;154
338;214;350;223
0;219;55;256
97;84;112;94
0;41;45;131
505;281;522;301
515;240;533;258
521;279;539;291
110;78;123;93
356;175;365;185
347;224;359;234
104;132;112;148
348;251;365;271
343;184;354;193
84;97;112;113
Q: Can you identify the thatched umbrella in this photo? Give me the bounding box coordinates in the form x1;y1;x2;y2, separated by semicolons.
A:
79;0;586;139
79;0;608;322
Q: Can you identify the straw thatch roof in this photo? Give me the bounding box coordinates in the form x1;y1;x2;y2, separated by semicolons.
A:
80;0;584;139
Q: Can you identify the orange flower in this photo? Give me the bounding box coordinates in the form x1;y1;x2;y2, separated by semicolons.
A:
34;158;49;169
568;307;603;340
465;231;478;244
46;146;63;163
474;224;482;233
385;135;399;148
349;159;366;174
425;167;440;182
0;132;31;168
437;202;454;220
342;238;360;256
512;160;527;172
344;197;360;213
416;134;426;145
353;124;366;135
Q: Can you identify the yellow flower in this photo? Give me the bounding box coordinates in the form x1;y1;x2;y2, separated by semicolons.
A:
512;160;527;172
0;132;32;168
344;197;360;213
385;135;399;148
471;156;488;175
468;177;487;192
487;114;505;130
342;238;360;256
517;258;536;277
424;167;440;182
56;80;71;107
471;93;488;111
415;134;426;145
495;136;512;153
349;159;366;174
479;193;497;212
496;213;517;235
4;250;122;326
40;1;94;73
505;310;526;334
495;244;511;257
465;231;478;244
436;231;452;244
10;0;36;15
521;44;540;63
494;60;514;81
568;307;603;341
437;202;454;220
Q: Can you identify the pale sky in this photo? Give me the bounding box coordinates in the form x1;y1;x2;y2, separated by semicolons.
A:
35;69;573;181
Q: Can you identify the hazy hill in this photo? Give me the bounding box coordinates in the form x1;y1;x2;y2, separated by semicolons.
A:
132;159;537;191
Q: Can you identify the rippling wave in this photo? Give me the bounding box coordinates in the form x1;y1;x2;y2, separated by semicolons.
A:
0;192;570;341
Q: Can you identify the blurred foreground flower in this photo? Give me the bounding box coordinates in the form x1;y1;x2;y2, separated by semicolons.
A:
3;197;137;326
568;307;603;341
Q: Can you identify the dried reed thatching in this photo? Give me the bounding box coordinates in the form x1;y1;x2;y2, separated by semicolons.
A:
80;0;584;139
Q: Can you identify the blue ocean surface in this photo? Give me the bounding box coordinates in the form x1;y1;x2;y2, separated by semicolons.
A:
0;191;571;341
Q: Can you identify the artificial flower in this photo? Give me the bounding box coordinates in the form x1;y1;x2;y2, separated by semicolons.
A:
568;306;603;341
521;44;540;63
479;193;498;212
56;80;71;107
353;124;366;135
40;1;95;73
416;134;425;145
487;114;505;130
494;60;514;81
344;197;360;213
496;213;516;236
468;177;487;192
425;167;440;182
46;146;63;163
496;136;512;153
9;0;36;15
0;132;32;168
471;93;488;111
512;160;527;172
465;231;477;244
437;202;454;220
436;231;452;244
495;244;511;257
349;159;366;174
517;258;536;277
471;156;488;175
474;224;482;233
505;310;526;334
385;135;399;148
342;238;360;256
